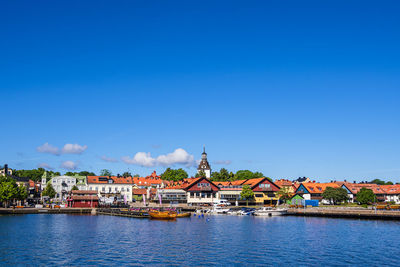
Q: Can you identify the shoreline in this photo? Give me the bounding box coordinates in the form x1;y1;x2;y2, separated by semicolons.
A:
287;207;400;220
3;207;400;221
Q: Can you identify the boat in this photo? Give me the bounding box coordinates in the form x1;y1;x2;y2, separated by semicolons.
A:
254;207;288;216
177;212;191;218
238;207;256;216
211;205;230;214
227;208;240;215
148;210;177;220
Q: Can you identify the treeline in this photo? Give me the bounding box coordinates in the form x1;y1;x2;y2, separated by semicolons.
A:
14;168;60;182
159;168;267;182
13;168;96;182
209;168;266;181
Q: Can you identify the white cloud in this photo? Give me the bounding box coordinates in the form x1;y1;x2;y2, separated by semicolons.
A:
156;148;195;167
36;143;88;155
213;160;232;165
38;162;54;170
60;161;78;170
62;144;88;154
122;152;156;167
101;155;118;163
36;143;60;155
122;148;195;167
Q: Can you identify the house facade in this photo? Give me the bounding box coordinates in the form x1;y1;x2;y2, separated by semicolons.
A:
43;175;77;201
295;182;340;204
67;190;99;208
185;177;220;205
87;176;133;203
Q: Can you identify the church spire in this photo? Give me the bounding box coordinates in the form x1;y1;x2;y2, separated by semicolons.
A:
198;147;211;178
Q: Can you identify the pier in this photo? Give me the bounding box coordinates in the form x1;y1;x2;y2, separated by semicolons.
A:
0;208;93;215
287;207;400;220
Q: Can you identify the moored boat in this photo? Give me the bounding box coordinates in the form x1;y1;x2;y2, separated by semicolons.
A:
177;212;191;218
149;210;177;220
254;207;287;216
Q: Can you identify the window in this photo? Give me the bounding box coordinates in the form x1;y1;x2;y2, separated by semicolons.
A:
102;187;105;192
207;193;211;198
127;188;130;192
190;192;194;197
89;187;92;190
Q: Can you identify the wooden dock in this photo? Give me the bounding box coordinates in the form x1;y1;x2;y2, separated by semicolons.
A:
287;208;400;220
0;208;93;215
96;208;150;218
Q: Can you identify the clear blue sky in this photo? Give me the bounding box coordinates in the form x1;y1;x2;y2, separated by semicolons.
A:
1;1;399;181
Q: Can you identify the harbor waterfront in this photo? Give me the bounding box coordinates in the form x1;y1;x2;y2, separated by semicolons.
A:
1;214;400;266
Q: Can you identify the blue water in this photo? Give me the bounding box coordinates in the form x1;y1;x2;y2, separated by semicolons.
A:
1;214;400;266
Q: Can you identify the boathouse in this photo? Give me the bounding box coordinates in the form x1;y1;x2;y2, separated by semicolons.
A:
67;190;99;208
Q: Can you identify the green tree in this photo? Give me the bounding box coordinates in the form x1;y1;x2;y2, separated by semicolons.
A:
369;179;393;185
210;168;232;181
71;185;79;191
0;176;19;207
161;168;188;181
356;187;376;205
13;168;60;182
240;185;254;206
133;174;140;177
79;171;96;176
100;169;112;176
17;185;28;201
196;170;206;178
276;187;292;203
234;170;265;180
322;187;349;205
42;183;56;198
122;172;132;177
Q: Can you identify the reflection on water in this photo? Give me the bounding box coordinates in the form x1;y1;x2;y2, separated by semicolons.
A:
1;214;400;266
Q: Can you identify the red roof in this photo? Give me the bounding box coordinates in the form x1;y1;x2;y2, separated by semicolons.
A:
71;190;98;195
132;189;147;195
71;195;99;201
300;182;340;193
342;183;390;195
87;176;133;184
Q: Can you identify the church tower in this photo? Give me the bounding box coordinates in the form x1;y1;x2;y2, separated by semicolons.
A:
197;147;211;178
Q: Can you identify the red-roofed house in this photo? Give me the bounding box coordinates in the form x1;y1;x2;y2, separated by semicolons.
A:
185;177;220;205
132;171;166;189
67;190;99;208
87;176;133;202
296;182;340;203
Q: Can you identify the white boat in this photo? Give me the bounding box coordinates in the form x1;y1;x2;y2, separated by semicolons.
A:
254;207;288;216
211;205;230;214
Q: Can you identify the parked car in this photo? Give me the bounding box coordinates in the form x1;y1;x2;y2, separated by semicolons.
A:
213;199;231;206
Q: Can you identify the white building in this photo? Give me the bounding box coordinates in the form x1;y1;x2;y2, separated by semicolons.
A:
87;176;133;203
42;175;77;201
197;147;211;178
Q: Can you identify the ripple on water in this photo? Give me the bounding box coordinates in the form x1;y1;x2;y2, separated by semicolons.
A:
1;215;400;266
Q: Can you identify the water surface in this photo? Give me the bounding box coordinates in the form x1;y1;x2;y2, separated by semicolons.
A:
0;214;399;266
